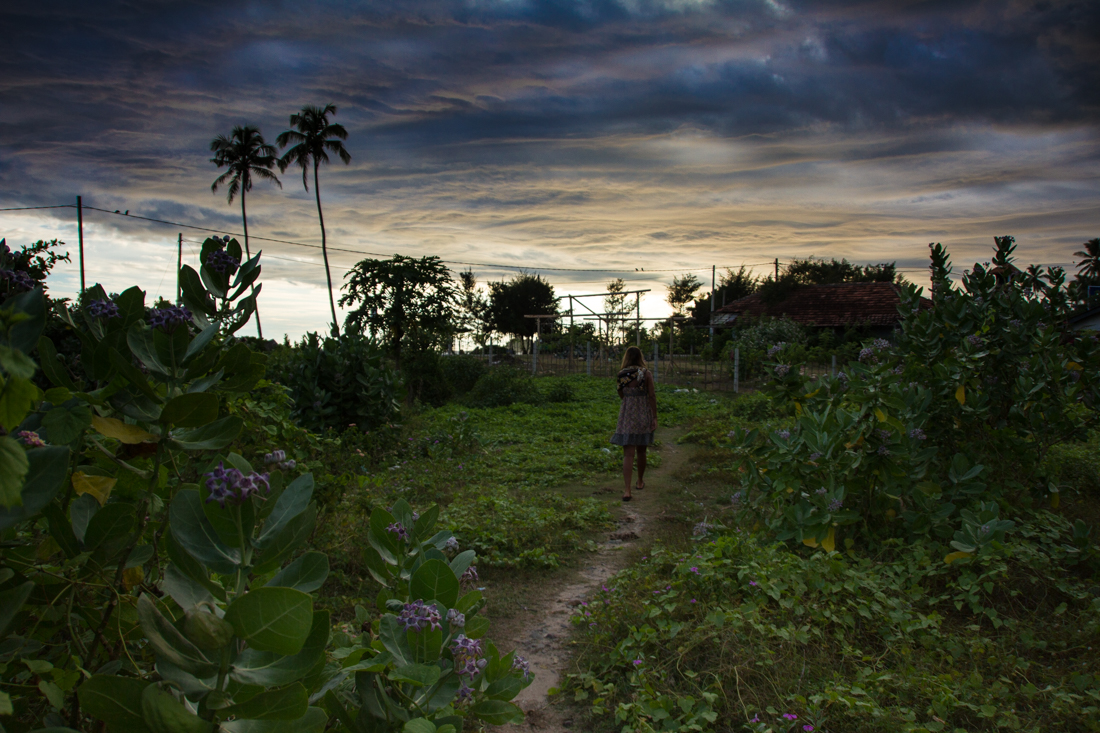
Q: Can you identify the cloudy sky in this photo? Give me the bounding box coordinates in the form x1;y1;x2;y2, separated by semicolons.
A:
2;0;1098;339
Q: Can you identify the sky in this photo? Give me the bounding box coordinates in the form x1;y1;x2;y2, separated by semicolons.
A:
2;0;1099;340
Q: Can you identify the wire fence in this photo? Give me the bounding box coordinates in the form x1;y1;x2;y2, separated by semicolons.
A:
462;342;838;393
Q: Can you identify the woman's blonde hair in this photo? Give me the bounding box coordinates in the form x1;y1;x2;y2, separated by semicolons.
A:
620;345;647;370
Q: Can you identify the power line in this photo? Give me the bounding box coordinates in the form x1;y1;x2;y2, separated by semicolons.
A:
0;204;76;211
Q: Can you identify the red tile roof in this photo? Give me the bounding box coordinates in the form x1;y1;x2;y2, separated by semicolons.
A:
713;282;924;327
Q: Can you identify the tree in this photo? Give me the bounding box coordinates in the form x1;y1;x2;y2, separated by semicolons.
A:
277;104;351;336
457;269;490;349
487;273;558;353
210;125;281;338
758;257;900;303
1072;237;1100;307
340;255;456;369
604;277;627;345
691;266;760;325
667;273;702;316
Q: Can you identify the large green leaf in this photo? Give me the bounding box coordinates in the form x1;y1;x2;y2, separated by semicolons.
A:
368;507;400;564
379;614;412;667
0;436;28;509
219;683;307;721
485;674;527;701
4;287;46;354
162;563;214;610
470;700;523;725
165;532;226;602
253;474;314;550
136;595;218;677
230;610;329;687
108;349;162;403
0;446;70;530
140;684;212;733
0;374;37;430
265;552;328;593
219;706;326;733
160;393;218;427
41;400;92;444
43;504;80;558
182;322;220;365
0;580;33;638
77;675;151;732
409;559;459;609
126;324;170;377
179;265;215;317
170;415;243;451
224;587;313;656
389;663;440;688
83;503;135;551
252;504;317;575
448;550;476;580
169;490;241;574
37;336;77;390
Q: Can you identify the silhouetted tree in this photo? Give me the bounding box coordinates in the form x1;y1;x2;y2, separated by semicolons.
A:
487;273;558;353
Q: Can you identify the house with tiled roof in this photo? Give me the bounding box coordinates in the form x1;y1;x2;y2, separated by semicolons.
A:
711;282;924;336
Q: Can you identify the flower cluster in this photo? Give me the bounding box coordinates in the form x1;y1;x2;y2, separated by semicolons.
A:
446;608;465;628
766;342;787;358
263;449;296;471
776;429;790;440
908;428;926;440
0;269;34;292
204;247;239;275
512;654;531;679
836;371;849;384
204;462;271;507
17;431;45;448
148;304;192;333
451;635;486;678
445;536;460;552
815;487;827;495
858;347;875;362
967;333;983;347
774;364;790;377
876;445;890;456
86;299;120;320
460;565;479;587
386;522;410;542
827;498;844;512
876;429;890;441
692;521;713;536
730;491;742;505
398;600;441;632
873;338;890;350
808;452;822;462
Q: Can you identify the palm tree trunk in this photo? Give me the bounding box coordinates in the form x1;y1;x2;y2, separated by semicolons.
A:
241;188;263;339
314;160;340;337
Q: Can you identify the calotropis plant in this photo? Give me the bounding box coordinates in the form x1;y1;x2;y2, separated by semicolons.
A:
324;499;532;731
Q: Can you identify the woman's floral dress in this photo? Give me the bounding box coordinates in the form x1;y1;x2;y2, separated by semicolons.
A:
610;367;654;446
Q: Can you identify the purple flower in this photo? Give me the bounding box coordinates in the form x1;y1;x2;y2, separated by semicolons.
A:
0;269;35;292
451;635;484;678
399;600;442;632
873;338;890;350
632;659;643;666
386;522;409;542
859;347;875;362
446;609;465;628
264;450;286;465
690;566;699;574
776;429;791;440
204;247;239;275
815;487;827;495
827;498;844;512
809;452;822;462
445;537;460;552
909;428;926;440
836;371;849;383
457;682;474;700
690;598;697;603
460;565;479;587
750;715;760;723
877;429;890;441
967;333;983;347
203;462;271;507
749;581;758;587
783;713;798;721
767;342;787;358
17;430;45;448
148;305;192;333
86;299;120;320
692;521;712;536
877;445;890;456
774;364;791;377
512;654;531;679
804;726;815;732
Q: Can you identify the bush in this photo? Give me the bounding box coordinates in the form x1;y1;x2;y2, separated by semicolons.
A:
463;366;537;408
440;353;488;395
266;331;400;432
545;380;575;403
401;346;451;406
1043;435;1100;496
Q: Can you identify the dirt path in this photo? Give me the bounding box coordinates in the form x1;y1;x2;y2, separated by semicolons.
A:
496;427;696;732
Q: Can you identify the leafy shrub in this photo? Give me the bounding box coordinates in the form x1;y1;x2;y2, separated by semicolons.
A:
1043;435;1100;497
463;366;537;408
267;331;400;432
402;345;452;407
731;239;1100;550
440;354;488;395
568;517;1100;733
728;391;777;421
545;380;575;403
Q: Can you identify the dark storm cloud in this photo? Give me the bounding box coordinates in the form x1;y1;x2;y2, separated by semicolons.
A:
1;0;1099;337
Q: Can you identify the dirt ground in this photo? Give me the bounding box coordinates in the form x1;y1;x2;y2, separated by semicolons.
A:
483;427;699;733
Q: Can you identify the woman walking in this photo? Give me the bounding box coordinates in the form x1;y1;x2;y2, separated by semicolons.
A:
610;346;657;501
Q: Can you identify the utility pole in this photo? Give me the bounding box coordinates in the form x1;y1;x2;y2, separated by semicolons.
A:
775;258;779;281
176;233;182;304
568;295;574;362
76;195;85;295
710;264;715;344
636;293;641;347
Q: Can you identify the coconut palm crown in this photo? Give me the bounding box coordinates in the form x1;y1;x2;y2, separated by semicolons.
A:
276;104;351;336
210;124;281;338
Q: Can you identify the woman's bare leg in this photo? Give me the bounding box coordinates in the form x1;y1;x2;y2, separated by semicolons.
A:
622;446;636;498
636;445;647;487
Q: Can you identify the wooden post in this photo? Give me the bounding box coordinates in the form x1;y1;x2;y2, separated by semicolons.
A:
710;264;715;344
569;295;574;364
176;233;182;304
76;195;85;295
586;341;591;377
775;258;779;280
636;294;641;346
734;348;740;393
533;317;539;375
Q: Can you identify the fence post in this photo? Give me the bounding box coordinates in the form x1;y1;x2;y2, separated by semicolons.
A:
831;354;836;378
734;348;739;393
532;339;538;376
586;341;591;377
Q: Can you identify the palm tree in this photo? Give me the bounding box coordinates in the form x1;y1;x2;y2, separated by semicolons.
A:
210;125;281;338
276;104;351;336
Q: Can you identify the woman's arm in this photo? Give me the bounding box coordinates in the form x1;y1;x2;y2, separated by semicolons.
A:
647;371;658;431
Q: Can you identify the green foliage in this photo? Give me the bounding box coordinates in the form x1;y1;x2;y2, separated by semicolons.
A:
667;273;703;317
568;519;1100;733
730;239;1100;550
0;238;70;299
758;256;899;305
438;354;487;396
266;331;400;432
487;273;557;344
1043;433;1100;496
545;380;575;403
339;255;458;367
462;367;534;408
